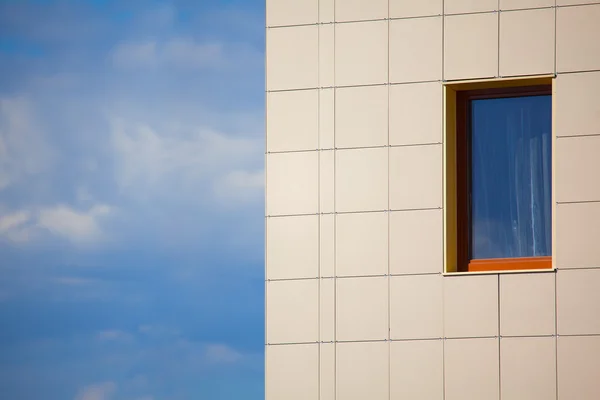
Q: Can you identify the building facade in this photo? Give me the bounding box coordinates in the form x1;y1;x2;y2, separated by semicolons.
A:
265;1;600;399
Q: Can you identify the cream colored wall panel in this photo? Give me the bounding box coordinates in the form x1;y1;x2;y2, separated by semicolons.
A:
266;344;319;400
499;8;555;76
389;16;443;83
320;0;334;23
556;202;600;268
556;136;600;203
319;24;335;88
390;0;442;18
558;335;600;400
336;147;388;213
320;278;335;342
267;215;319;280
320;343;335;400
445;0;497;14
444;338;500;400
319;88;335;149
337;277;388;341
266;0;318;27
557;4;600;73
500;337;556;400
501;0;554;9
336;212;388;277
389;82;442;146
337;342;389;400
335;21;388;86
390;340;443;399
266;151;318;216
266;279;319;344
334;0;388;22
320;150;334;213
557;269;600;335
444;12;498;80
444;275;499;338
267;90;318;152
390;274;443;339
555;71;600;137
500;273;555;337
558;0;600;4
267;25;319;91
335;85;388;148
320;214;335;277
389;144;442;210
390;209;443;274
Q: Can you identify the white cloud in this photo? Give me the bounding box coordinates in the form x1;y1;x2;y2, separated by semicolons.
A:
204;344;243;364
0;96;56;191
111;38;224;69
75;382;116;400
37;204;112;243
214;169;264;204
0;210;34;243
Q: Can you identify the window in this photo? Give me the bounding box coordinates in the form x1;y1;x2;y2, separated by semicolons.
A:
446;82;553;273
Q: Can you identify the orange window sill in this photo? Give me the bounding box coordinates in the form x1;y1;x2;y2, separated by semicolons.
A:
468;256;552;272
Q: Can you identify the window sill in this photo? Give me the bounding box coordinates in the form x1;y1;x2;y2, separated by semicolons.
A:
444;257;555;276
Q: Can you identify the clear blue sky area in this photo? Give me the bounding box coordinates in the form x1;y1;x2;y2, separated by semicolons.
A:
0;1;265;399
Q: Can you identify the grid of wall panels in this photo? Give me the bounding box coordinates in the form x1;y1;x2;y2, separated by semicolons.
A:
265;1;600;399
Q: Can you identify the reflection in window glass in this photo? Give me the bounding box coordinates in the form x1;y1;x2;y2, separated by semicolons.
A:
470;95;552;259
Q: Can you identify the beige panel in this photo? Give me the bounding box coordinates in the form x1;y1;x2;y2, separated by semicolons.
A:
390;340;443;399
266;279;319;344
335;85;388;149
336;212;388;277
500;0;554;10
389;82;443;146
267;90;318;153
335;0;388;22
556;136;600;203
390;274;443;339
389;16;443;83
389;144;442;210
557;335;600;400
557;4;600;73
337;342;389;400
266;344;319;400
336;147;388;213
444;338;500;400
390;0;442;18
266;151;318;216
556;202;600;269
444;12;499;81
445;0;497;14
266;25;319;91
500;273;556;337
558;0;600;4
319;24;334;88
266;0;318;27
267;215;319;280
555;71;600;137
320;150;334;213
337;277;388;341
444;275;499;338
499;8;555;77
335;21;388;87
319;88;335;149
320;343;335;400
501;337;556;400
320;278;335;342
557;269;600;335
320;214;335;278
320;0;334;23
390;209;443;274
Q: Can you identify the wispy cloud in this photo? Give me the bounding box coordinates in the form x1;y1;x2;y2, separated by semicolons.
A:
75;382;116;400
37;204;112;244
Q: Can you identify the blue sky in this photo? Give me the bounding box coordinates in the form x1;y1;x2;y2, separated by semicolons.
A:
0;1;265;399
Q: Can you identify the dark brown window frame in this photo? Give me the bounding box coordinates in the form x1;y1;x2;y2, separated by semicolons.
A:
455;85;553;273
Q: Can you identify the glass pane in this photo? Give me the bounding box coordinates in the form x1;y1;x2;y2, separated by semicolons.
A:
470;95;552;259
